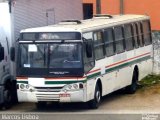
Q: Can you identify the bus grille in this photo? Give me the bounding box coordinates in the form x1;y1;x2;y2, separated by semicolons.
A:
35;87;63;92
36;93;60;101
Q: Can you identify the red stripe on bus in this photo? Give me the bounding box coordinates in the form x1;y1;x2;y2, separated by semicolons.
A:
16;77;28;80
106;52;150;68
17;77;86;81
87;68;101;74
45;77;86;80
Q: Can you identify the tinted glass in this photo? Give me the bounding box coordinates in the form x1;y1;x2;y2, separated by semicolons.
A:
49;43;82;68
132;23;139;48
124;24;134;50
142;21;152;45
104;28;115;56
114;26;124;53
94;31;105;60
20;44;48;68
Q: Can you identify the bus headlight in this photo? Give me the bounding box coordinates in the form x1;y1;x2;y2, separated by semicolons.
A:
19;83;35;92
61;83;84;92
20;84;25;89
26;84;29;89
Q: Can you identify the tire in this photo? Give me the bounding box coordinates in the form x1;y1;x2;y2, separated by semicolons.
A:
36;102;47;109
126;70;138;94
0;104;3;110
2;82;12;109
88;84;101;109
11;80;18;104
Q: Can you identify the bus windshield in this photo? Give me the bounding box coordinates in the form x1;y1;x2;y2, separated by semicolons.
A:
49;43;82;68
19;43;82;69
18;42;83;77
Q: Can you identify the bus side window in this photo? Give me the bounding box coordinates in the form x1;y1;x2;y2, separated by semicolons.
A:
93;31;105;60
104;28;115;57
83;32;95;73
142;20;152;45
132;23;139;48
124;24;134;51
137;22;144;47
114;26;125;53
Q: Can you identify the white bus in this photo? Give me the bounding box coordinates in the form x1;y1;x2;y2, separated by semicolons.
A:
16;14;152;109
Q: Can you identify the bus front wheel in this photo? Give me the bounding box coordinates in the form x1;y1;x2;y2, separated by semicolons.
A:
88;84;101;109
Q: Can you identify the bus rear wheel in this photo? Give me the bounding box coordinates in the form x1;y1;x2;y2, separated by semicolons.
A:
126;70;138;94
88;84;101;109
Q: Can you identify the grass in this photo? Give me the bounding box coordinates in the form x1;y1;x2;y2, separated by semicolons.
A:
138;74;160;94
139;74;160;87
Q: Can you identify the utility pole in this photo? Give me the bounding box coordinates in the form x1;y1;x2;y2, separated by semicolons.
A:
96;0;101;14
120;0;124;14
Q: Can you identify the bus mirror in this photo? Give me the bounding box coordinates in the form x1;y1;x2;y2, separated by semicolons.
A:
10;47;15;61
0;46;4;61
86;43;92;58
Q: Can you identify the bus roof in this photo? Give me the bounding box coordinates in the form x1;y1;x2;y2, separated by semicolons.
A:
20;14;150;33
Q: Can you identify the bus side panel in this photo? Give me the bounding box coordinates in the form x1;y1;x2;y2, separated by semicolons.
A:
86;78;97;101
115;66;133;89
137;45;153;80
101;56;127;96
113;52;133;89
138;59;152;80
101;72;119;96
90;45;152;98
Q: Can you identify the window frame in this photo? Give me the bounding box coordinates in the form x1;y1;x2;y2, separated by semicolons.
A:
103;27;116;57
142;20;152;46
113;25;125;54
123;24;134;51
132;23;140;48
137;22;144;47
93;30;106;60
82;32;95;73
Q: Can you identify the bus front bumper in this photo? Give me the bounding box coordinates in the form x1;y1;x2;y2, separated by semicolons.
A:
17;90;85;103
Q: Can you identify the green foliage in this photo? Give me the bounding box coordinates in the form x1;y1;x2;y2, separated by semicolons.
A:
139;75;160;87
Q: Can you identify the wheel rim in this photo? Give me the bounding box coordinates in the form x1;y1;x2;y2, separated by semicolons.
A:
96;90;101;103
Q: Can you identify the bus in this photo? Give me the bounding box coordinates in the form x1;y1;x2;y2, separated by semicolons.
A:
16;14;152;109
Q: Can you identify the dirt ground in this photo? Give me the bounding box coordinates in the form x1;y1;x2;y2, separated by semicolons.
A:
99;84;160;113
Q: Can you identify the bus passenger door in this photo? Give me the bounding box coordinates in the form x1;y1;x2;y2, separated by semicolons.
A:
82;32;96;101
